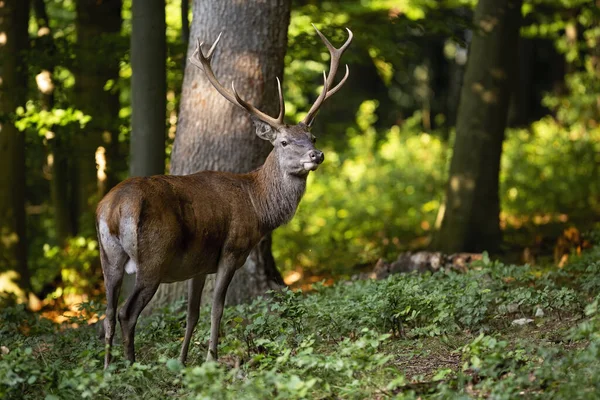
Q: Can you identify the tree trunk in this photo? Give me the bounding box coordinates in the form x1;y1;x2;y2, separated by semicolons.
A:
32;0;55;110
32;0;77;243
181;0;190;47
123;0;167;300
0;0;31;290
148;0;290;310
129;0;166;178
436;0;523;253
74;0;122;236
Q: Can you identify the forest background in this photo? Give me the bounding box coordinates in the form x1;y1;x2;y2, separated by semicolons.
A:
0;0;598;319
2;0;600;398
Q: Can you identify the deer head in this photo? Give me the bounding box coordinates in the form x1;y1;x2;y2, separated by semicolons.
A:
188;25;353;177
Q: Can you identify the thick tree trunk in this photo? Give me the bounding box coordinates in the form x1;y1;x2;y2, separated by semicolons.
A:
148;0;290;310
436;0;523;253
0;0;31;289
74;0;122;235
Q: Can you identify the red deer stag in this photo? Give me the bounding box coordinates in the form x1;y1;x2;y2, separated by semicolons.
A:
97;25;352;368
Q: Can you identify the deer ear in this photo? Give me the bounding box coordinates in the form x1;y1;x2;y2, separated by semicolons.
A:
252;117;278;142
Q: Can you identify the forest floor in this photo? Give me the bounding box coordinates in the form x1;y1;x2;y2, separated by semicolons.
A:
2;231;600;399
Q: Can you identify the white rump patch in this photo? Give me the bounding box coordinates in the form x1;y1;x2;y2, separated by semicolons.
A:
99;218;137;275
125;259;138;274
98;219;121;257
98;219;110;240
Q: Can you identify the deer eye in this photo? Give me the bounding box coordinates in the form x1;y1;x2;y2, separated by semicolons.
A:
281;141;288;147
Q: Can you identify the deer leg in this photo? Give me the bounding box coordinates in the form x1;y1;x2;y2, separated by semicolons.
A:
207;261;237;361
103;269;124;369
179;274;207;364
118;280;160;364
98;225;128;369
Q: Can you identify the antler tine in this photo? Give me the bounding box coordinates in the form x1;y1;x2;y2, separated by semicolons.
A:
189;32;285;128
275;77;285;122
205;31;222;59
302;26;353;126
189;32;222;70
324;64;350;100
188;38;205;71
303;71;328;126
312;25;353;90
232;81;284;128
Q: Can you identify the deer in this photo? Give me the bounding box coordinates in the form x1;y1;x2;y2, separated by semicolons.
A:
97;25;352;369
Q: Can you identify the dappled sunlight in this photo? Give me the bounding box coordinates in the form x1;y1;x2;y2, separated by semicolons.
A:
39;293;100;326
283;269;302;285
35;70;54;94
1;229;20;249
0;270;25;298
449;175;475;192
471;81;498;104
95;146;107;191
478;16;499;33
500;212;570;230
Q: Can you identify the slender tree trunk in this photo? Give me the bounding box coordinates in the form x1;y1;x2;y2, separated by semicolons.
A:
148;0;290;310
123;0;167;300
0;0;31;290
32;0;55;110
181;0;190;47
74;0;122;236
436;0;523;253
32;0;76;243
129;0;166;177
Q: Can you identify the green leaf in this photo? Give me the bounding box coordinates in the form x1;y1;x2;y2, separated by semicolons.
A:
166;358;183;372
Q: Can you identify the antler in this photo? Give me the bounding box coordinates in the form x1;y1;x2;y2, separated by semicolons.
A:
302;25;353;126
189;32;285;128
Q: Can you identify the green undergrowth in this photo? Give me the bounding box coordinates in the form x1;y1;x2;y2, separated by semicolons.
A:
3;246;600;399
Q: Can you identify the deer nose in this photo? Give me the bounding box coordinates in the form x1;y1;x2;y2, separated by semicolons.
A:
309;150;324;164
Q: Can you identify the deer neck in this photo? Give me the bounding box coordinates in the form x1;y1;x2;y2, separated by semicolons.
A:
250;151;307;233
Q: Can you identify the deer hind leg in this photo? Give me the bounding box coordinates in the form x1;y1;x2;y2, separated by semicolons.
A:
98;221;128;369
179;274;207;364
118;278;160;364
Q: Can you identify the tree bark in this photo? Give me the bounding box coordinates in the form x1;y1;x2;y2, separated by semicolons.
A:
148;0;290;310
74;0;122;235
0;0;31;290
129;0;166;178
436;0;523;253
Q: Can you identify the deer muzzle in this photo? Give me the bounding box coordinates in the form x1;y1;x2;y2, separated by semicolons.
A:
303;150;324;171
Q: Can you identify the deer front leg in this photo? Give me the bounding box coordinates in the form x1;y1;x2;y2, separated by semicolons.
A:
207;259;238;362
179;274;207;364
